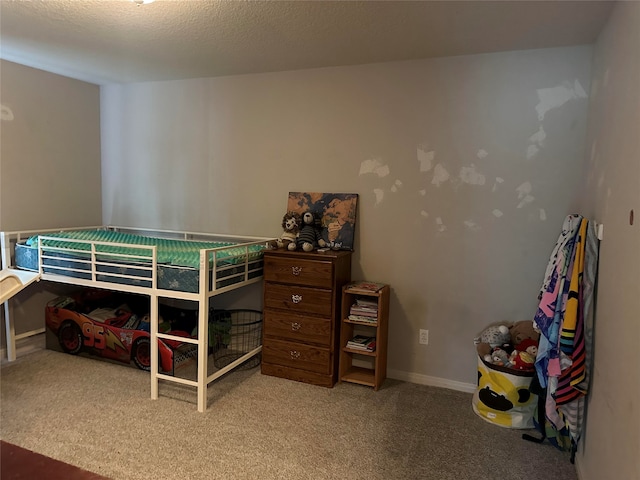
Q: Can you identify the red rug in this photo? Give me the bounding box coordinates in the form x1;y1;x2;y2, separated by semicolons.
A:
1;440;110;480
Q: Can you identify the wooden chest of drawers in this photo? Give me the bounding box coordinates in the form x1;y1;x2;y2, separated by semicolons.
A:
261;249;351;387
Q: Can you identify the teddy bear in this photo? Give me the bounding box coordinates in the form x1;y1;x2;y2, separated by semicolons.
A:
296;211;327;252
267;211;302;251
509;320;540;358
509;320;540;346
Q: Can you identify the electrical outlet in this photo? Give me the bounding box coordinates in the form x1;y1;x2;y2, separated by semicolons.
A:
419;329;429;345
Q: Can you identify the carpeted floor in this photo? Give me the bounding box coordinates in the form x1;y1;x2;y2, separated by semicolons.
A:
0;348;578;480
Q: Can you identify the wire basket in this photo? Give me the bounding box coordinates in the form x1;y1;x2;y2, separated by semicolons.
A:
210;309;262;370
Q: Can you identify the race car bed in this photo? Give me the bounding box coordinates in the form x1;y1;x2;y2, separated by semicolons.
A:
1;225;274;412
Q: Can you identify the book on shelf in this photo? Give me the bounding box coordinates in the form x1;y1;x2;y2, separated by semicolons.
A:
346;335;376;351
355;298;378;307
347;334;372;345
349;305;378;316
349;299;378;318
345;281;386;294
348;342;376;352
348;314;377;323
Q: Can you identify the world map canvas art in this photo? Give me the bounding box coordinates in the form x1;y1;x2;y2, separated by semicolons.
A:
287;192;358;251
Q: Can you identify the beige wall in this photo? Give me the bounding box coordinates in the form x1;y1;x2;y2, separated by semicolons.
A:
576;2;640;479
0;61;102;344
0;61;102;230
101;46;592;388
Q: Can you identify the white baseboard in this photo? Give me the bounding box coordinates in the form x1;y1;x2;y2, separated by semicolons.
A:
388;368;477;393
575;456;585;480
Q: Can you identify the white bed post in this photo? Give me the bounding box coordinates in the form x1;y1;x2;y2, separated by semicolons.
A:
1;232;16;361
2;302;16;362
0;232;10;270
150;246;159;401
197;250;209;413
150;293;159;401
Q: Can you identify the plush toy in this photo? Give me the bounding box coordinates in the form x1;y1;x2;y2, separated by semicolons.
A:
158;316;172;333
296;211;327;252
510;350;535;371
138;315;151;332
474;324;511;348
477;342;492;362
509;320;540;346
138;314;168;333
509;338;538;371
516;338;538;355
485;347;513;368
267;211;302;251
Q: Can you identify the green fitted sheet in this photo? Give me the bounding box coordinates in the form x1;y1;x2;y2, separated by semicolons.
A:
26;230;265;270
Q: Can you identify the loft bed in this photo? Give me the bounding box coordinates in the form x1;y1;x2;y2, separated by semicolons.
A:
1;225;275;412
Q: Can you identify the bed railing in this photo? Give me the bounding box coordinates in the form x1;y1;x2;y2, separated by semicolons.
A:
1;226;104;272
203;240;267;295
37;236;159;290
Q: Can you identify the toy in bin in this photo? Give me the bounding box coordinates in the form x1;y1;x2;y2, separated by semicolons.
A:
210;309;263;370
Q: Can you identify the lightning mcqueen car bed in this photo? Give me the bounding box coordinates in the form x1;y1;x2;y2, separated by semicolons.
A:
45;290;193;373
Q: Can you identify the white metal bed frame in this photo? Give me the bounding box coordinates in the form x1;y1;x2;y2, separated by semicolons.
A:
1;225;274;412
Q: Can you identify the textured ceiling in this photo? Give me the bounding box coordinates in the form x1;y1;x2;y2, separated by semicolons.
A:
0;0;615;85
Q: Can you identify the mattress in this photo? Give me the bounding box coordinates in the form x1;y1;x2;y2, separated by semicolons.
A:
15;230;265;293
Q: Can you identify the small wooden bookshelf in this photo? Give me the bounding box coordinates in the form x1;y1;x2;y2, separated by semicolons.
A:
339;282;390;390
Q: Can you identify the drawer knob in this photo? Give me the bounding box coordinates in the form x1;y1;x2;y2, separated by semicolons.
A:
291;266;303;276
290;350;301;359
291;322;301;331
291;294;303;304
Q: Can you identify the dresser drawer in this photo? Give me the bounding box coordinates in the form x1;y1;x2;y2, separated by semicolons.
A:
264;256;333;288
264;283;332;317
263;310;332;346
262;338;331;375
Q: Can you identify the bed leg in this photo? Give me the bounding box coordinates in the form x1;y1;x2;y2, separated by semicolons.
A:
1;233;16;362
150;294;159;401
3;301;16;362
197;298;208;413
